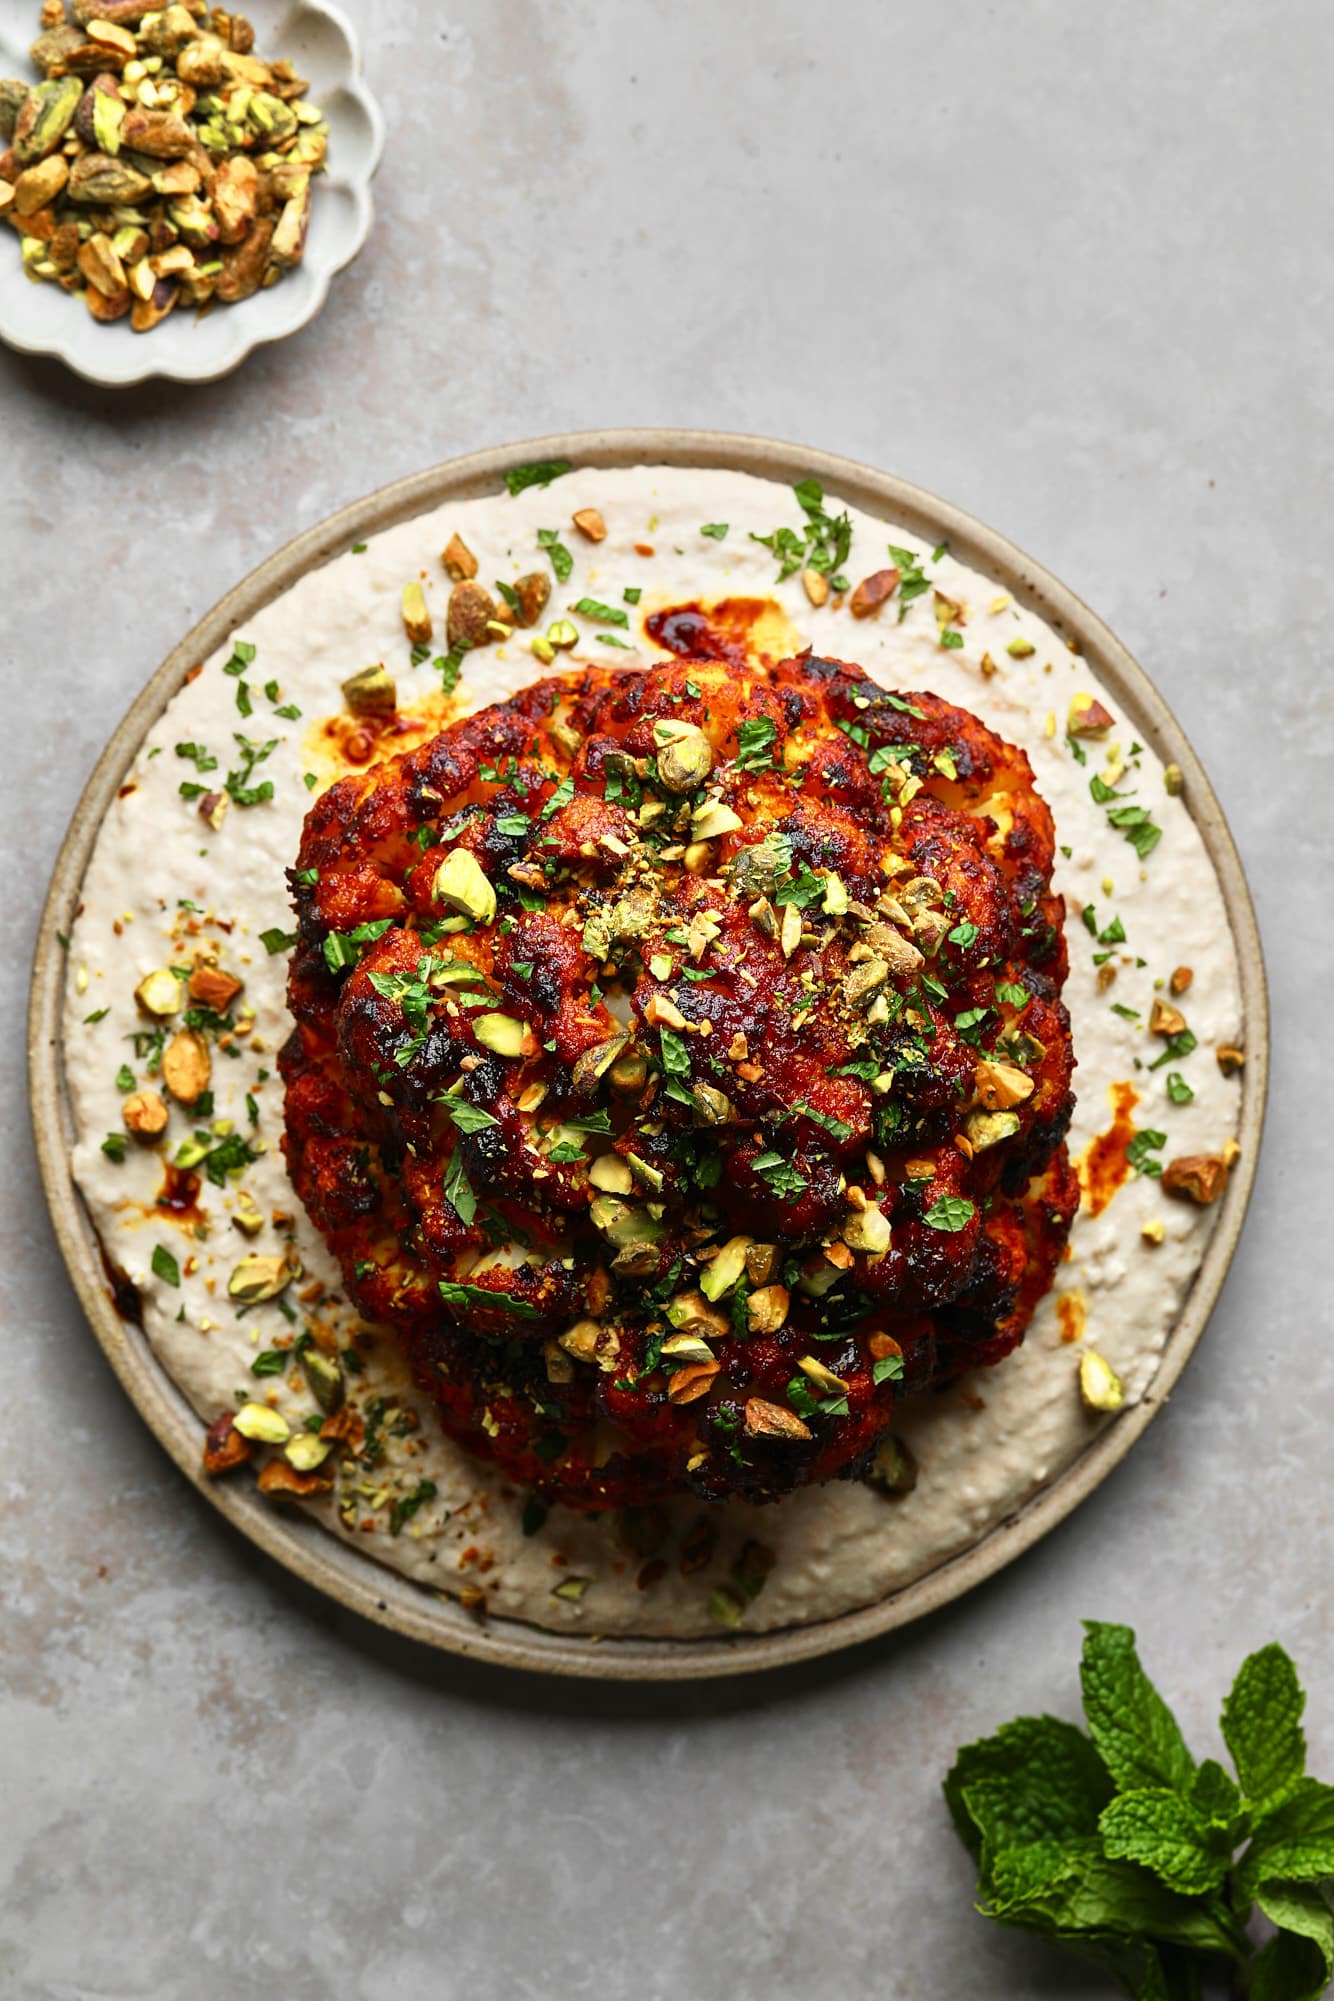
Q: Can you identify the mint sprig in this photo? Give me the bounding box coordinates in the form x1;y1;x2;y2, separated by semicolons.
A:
946;1623;1334;1999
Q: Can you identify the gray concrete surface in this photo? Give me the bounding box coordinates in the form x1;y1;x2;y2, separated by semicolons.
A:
3;2;1331;1995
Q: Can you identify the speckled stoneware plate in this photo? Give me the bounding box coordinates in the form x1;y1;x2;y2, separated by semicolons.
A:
0;0;383;387
28;431;1269;1680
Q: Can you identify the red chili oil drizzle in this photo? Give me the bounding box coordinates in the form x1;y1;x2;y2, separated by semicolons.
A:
645;597;774;668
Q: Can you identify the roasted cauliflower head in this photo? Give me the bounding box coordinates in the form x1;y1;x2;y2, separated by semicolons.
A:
281;653;1077;1508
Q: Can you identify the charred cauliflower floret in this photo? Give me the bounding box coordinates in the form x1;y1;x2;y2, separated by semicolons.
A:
281;653;1077;1508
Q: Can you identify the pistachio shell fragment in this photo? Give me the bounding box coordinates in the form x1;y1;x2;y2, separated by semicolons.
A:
1079;1350;1124;1413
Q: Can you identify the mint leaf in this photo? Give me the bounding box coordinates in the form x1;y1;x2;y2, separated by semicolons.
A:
1241;1780;1334;1893
1080;1622;1196;1795
1222;1642;1307;1814
504;459;570;496
1188;1758;1246;1839
944;1714;1113;1856
984;1842;1242;1961
151;1244;181;1288
1098;1787;1228;1896
1250;1881;1334;2001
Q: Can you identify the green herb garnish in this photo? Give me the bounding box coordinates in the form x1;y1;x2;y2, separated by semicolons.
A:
505;459;571;496
947;1623;1334;2001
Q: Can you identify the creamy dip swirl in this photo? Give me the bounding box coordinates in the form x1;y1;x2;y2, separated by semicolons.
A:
61;466;1244;1639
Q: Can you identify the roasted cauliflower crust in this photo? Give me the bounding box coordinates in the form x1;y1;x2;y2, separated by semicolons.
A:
281;654;1077;1508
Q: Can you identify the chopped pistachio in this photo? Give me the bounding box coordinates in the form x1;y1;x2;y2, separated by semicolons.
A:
689;799;744;841
572;1033;628;1091
1163;762;1184;796
665;1291;729;1339
285;1432;333;1472
547;619;579;650
474;1012;526;1058
228;1253;296;1303
302;1348;345;1414
1067;693;1115;737
232;1402;291;1444
134;968;182;1017
842;1203;891;1255
653;719;713;793
587;1196;663;1249
341;664;396;716
660;1331;715;1364
1078;1350;1125;1413
589;1154;634;1195
123;1089;169;1138
402;581;433;645
434;847;497;925
973;1057;1035;1110
964;1108;1022;1152
867;1433;918;1497
699;1234;753;1301
743;1397;811;1442
745;1284;790;1335
442;533;478;581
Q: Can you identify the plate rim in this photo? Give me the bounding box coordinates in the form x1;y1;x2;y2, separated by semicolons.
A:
27;427;1270;1680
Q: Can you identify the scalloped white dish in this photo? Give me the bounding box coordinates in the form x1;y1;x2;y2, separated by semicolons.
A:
0;0;383;386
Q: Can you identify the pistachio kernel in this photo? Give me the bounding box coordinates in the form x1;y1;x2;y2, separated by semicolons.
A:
134;967;182;1017
228;1253;296;1303
433;847;497;926
1079;1350;1125;1414
652;719;713;793
473;1012;526;1058
341;664;396;716
401;581;433;645
232;1401;291;1444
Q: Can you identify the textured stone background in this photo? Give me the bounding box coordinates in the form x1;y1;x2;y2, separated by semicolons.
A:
3;2;1330;1995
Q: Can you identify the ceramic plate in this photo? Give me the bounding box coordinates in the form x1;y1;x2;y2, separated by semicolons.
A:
28;430;1269;1679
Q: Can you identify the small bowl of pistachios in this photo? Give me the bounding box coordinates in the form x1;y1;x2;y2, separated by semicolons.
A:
0;0;382;385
